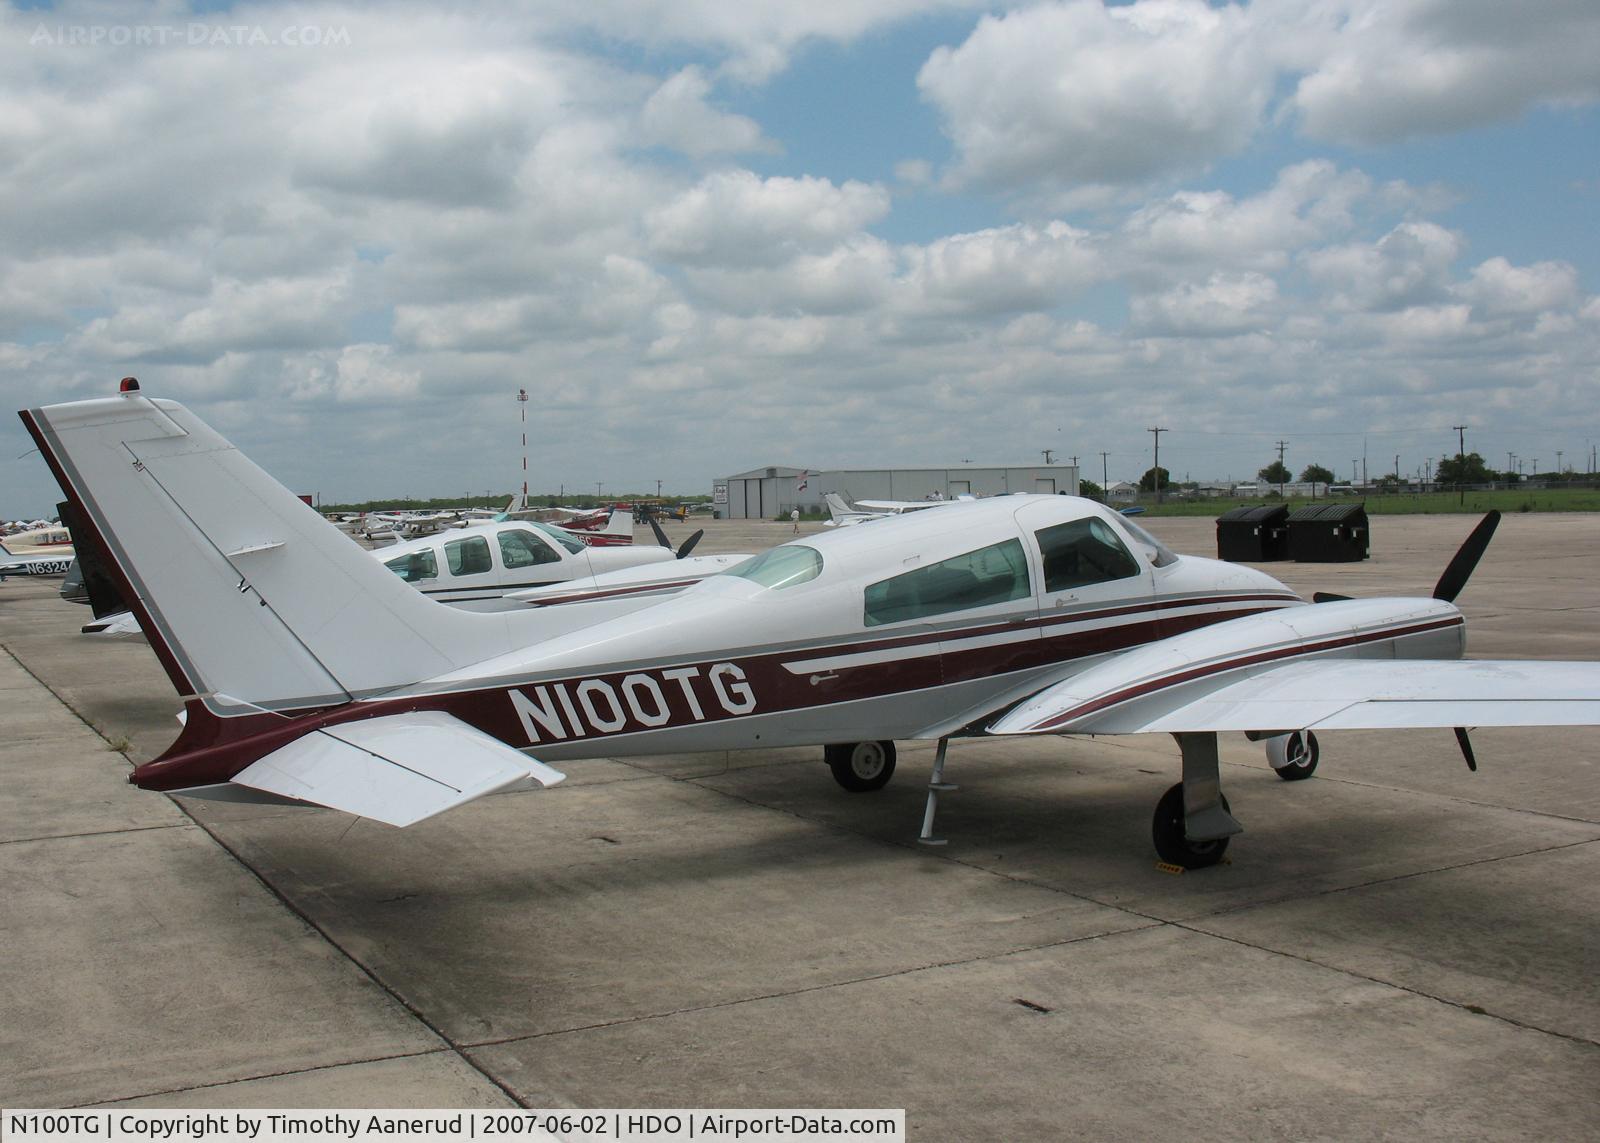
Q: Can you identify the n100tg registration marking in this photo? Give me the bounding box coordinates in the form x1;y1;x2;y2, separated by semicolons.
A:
510;662;758;743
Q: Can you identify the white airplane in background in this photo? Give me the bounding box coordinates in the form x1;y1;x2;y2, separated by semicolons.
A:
823;491;950;527
1;537;75;578
21;383;1600;869
372;517;725;612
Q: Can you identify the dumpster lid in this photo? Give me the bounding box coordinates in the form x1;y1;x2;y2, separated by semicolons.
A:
1217;505;1289;524
1287;503;1366;522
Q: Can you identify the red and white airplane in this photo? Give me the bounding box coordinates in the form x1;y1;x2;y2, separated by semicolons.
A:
21;384;1600;867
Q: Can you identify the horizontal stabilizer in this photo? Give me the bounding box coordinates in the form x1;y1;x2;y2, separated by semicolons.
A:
231;711;564;826
993;658;1600;737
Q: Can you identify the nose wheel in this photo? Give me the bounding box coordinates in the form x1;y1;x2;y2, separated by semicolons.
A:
826;740;897;791
1266;731;1319;781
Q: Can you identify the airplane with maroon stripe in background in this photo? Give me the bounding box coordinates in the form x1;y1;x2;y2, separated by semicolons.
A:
20;380;1600;868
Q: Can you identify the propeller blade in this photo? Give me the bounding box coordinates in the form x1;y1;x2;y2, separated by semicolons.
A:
647;515;672;549
676;530;703;559
1312;592;1352;603
1433;510;1501;602
1454;726;1478;772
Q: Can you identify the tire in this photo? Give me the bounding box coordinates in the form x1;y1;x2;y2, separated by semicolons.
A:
825;740;897;792
1151;782;1231;869
1265;731;1319;781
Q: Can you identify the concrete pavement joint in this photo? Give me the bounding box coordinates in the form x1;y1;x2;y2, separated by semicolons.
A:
1196;835;1600;921
68;1047;465;1109
0;641;132;760
457;917;1165;1051
1165;920;1600;1051
169;800;535;1108
0;821;189;847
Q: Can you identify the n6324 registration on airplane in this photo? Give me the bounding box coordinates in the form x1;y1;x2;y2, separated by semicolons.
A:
22;384;1600;867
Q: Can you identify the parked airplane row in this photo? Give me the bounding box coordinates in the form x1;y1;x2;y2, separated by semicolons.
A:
19;382;1600;870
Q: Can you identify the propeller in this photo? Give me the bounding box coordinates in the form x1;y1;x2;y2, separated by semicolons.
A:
1433;510;1500;602
647;514;703;559
1311;511;1500;605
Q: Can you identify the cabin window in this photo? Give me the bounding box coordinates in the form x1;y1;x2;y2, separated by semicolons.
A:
527;521;587;554
722;545;823;590
1035;518;1141;591
864;538;1030;626
499;528;561;569
445;535;493;577
384;549;437;582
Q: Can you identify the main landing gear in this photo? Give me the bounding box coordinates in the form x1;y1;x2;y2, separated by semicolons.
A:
825;740;897;792
1151;732;1245;869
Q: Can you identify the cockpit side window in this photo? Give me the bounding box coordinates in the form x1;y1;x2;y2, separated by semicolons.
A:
384;548;438;582
445;535;493;577
527;521;587;554
864;538;1030;627
1111;515;1179;567
1035;518;1142;591
499;528;561;569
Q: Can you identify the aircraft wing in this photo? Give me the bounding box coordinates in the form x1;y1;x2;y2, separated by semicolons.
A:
990;657;1600;737
230;711;564;826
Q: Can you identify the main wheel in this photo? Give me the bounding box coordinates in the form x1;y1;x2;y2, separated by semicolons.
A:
1151;783;1231;869
825;741;897;792
1265;731;1319;781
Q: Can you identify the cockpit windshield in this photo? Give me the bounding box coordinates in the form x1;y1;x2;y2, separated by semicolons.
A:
721;545;823;590
1112;514;1179;567
525;521;587;554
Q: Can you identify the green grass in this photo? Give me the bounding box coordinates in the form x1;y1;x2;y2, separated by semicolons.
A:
1136;488;1600;517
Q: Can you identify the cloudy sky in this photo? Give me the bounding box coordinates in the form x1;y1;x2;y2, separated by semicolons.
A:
3;0;1598;514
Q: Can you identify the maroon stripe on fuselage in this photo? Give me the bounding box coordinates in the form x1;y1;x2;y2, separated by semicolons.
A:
130;592;1298;792
528;578;701;606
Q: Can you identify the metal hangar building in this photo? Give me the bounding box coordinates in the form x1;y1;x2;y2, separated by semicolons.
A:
715;464;1081;520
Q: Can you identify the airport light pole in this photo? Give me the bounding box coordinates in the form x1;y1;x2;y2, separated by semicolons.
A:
517;388;529;510
1453;424;1467;505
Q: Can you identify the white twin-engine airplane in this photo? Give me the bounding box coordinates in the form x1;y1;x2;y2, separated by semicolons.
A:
22;386;1600;868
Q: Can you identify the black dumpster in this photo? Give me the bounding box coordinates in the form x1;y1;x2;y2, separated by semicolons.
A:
1216;504;1290;561
1286;503;1369;562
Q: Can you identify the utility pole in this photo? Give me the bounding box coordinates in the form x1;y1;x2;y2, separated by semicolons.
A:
1556;450;1563;475
1452;424;1468;505
656;479;663;498
1148;428;1166;504
1042;448;1055;465
1100;451;1109;492
595;481;604;501
1275;439;1288;496
517;388;529;509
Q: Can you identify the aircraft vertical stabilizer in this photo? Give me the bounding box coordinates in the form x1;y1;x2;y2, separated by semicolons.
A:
21;393;560;715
